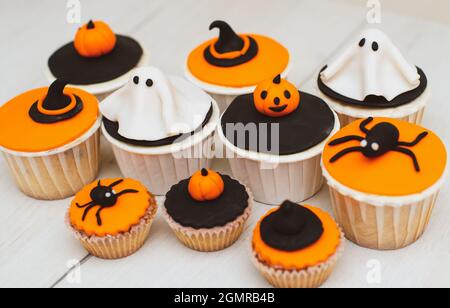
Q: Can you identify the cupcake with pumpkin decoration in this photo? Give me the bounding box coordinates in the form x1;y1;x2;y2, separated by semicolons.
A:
46;20;149;101
322;117;447;250
252;201;345;288
163;169;252;252
68;178;158;259
185;20;291;111
0;80;101;200
218;75;340;205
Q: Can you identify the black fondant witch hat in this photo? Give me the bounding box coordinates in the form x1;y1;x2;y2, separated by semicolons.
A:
260;201;324;252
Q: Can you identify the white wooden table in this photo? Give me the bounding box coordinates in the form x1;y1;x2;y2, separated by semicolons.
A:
1;0;449;288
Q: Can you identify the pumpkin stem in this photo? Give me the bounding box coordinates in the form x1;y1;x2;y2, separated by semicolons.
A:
87;20;95;29
209;20;244;54
42;79;72;111
201;169;209;177
273;75;282;85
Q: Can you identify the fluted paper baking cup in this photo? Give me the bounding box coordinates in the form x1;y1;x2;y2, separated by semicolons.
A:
251;231;345;288
68;194;158;259
1;119;101;200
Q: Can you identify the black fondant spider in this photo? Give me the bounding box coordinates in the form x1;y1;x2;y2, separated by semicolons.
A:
329;117;428;172
76;180;139;226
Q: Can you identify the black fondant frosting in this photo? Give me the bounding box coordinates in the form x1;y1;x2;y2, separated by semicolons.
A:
221;92;335;155
48;35;143;85
103;104;214;147
165;174;249;229
260;201;324;252
318;66;428;108
204;21;258;67
29;79;83;124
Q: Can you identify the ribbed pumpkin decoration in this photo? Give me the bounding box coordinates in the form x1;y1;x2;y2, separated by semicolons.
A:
188;169;225;202
74;20;117;58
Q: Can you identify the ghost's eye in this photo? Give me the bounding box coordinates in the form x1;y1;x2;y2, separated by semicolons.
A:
261;91;268;99
133;76;140;85
372;42;379;52
284;91;291;99
359;38;366;47
146;79;154;87
361;140;368;148
371;142;380;151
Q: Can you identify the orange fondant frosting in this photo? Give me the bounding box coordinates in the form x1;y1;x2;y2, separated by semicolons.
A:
323;118;447;197
253;205;341;270
187;35;290;88
69;178;153;237
0;87;98;153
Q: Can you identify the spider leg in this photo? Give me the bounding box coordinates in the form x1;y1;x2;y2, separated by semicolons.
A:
82;204;98;222
76;201;94;209
360;117;374;134
330;147;365;163
115;189;139;198
393;147;421;172
95;208;104;226
397;132;429;147
108;179;124;189
329;135;364;146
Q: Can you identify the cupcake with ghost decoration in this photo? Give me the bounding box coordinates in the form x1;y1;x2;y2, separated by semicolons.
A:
317;28;430;126
218;75;340;205
0;80;101;200
100;66;220;196
252;201;344;288
163;169;252;252
185;20;291;111
322;117;447;250
46;20;149;101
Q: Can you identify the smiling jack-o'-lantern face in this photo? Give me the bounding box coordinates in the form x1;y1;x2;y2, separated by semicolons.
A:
253;75;300;118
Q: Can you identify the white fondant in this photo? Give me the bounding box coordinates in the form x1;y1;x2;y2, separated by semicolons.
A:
100;67;212;142
321;28;421;102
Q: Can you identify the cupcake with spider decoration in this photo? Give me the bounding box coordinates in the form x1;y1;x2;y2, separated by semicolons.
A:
252;201;345;288
0;79;101;200
67;178;158;259
185;20;291;111
46;20;149;101
317;28;430;126
163;169;252;252
322;117;447;250
218;75;340;205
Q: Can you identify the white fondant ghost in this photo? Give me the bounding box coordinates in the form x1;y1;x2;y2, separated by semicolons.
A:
100;67;212;141
320;28;421;102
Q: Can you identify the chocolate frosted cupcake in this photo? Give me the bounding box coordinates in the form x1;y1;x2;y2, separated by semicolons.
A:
252;201;344;288
218;76;340;205
46;20;149;101
100;66;220;195
0;80;101;200
317;28;430;126
185;20;290;111
163;169;252;252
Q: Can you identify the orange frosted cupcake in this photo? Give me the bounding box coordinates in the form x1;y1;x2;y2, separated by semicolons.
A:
252;201;344;288
68;178;158;259
322;117;447;250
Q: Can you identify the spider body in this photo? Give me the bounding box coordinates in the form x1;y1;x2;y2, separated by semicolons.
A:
76;180;139;226
329;117;428;172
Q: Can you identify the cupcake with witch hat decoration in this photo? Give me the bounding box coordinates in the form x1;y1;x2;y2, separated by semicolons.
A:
185;21;291;111
46;20;149;101
317;28;430;126
0;80;101;200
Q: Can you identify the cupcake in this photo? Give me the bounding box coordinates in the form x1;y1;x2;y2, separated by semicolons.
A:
0;80;101;200
252;201;344;288
163;169;252;252
317;28;430;126
100;66;220;196
218;75;340;205
68;178;158;259
46;20;149;101
322;117;447;250
185;20;291;111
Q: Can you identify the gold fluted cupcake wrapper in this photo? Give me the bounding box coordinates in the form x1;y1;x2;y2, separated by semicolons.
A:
251;231;345;288
329;186;440;250
68;194;158;260
2;127;101;200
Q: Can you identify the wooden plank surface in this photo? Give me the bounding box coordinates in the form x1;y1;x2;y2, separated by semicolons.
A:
0;0;449;288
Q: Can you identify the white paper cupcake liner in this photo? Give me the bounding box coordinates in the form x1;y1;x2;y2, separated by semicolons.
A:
209;93;240;113
336;107;426;127
251;230;345;288
67;194;158;259
1;121;101;200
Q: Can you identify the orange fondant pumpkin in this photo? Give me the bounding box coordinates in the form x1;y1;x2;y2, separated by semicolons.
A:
74;20;117;58
253;75;300;118
188;169;225;202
